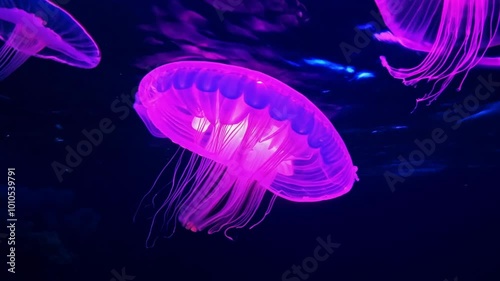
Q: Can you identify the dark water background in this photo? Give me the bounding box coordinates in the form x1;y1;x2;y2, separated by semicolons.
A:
1;0;500;280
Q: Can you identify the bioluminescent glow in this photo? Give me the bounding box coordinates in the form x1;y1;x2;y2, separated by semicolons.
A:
302;58;374;79
355;72;375;79
288;57;375;80
374;0;500;108
371;125;408;134
133;61;358;246
0;0;100;80
460;101;500;122
303;58;346;71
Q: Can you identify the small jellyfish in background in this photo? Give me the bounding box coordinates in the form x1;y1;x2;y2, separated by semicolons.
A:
0;0;101;80
133;61;358;247
374;0;500;107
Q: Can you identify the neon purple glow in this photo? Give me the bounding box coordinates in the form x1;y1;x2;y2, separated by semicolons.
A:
134;61;358;245
0;0;100;80
374;0;500;107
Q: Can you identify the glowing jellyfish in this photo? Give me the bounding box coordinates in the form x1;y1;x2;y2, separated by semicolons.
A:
134;61;358;246
374;0;500;107
0;0;100;80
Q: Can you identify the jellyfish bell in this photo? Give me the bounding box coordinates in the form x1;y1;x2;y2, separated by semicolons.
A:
134;61;358;247
0;0;101;80
374;0;500;107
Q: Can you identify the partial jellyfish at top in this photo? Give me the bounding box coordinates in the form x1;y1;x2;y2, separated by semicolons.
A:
0;0;101;80
133;61;359;247
374;0;500;108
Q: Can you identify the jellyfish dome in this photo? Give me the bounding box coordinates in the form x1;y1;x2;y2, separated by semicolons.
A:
134;61;358;245
374;0;500;106
0;0;100;80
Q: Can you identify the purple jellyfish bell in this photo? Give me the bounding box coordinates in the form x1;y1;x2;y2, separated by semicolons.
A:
374;0;500;108
0;0;101;80
133;61;359;247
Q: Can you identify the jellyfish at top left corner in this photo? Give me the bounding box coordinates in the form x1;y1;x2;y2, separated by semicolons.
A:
374;0;500;107
133;61;359;247
0;0;101;80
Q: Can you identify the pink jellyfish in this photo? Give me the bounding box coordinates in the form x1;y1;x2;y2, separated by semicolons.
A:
0;0;100;80
374;0;500;107
134;61;358;246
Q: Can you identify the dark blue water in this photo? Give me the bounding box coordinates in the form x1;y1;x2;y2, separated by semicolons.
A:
1;0;500;281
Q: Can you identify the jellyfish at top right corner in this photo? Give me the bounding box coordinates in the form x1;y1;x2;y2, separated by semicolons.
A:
0;0;101;80
374;0;500;106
